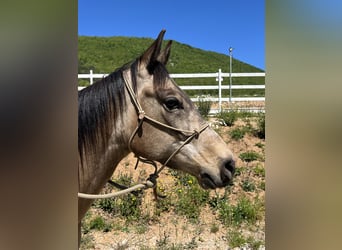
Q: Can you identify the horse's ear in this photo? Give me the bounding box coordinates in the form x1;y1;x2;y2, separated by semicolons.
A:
157;40;172;65
140;30;166;67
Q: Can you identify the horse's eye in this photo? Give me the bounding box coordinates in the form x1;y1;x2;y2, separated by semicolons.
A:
163;97;182;111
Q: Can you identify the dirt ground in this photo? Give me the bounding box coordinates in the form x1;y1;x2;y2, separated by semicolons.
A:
81;112;265;250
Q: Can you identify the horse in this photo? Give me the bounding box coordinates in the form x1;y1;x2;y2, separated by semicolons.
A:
78;30;235;243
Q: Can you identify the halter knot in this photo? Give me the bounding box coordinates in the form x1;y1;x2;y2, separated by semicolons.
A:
147;173;158;188
193;130;200;139
138;111;145;120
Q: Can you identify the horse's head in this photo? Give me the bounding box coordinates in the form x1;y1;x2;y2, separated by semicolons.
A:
122;30;235;189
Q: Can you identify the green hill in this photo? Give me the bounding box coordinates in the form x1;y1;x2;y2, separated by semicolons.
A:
78;36;264;97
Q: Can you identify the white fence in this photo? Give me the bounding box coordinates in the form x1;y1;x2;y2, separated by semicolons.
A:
78;69;265;113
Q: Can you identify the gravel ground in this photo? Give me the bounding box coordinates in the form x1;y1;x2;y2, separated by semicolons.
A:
80;116;265;249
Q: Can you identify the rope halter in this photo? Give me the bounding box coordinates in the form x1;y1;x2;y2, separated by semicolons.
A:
124;74;209;181
78;74;208;199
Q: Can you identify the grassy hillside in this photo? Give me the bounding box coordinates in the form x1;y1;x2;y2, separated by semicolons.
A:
78;36;265;96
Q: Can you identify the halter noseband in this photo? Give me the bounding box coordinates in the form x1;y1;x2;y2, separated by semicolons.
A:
124;74;209;184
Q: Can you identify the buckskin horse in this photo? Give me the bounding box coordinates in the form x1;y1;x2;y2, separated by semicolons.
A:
78;30;235;244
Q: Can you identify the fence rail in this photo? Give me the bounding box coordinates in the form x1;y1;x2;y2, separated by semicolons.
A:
78;69;265;113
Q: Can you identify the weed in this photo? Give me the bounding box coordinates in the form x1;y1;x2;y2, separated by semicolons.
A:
154;196;173;216
175;186;209;222
227;229;246;248
239;110;256;119
79;233;95;250
255;142;264;149
246;236;264;250
229;127;247;140
88;216;112;232
115;193;142;221
216;109;239;126
233;166;245;176
259;181;265;191
81;211;93;234
174;175;209;222
218;196;261;226
239;151;262;163
196;96;212;118
135;224;148;234
254;112;265;139
156;231;170;248
241;179;256;192
254;164;265;177
96;198;116;213
94;175;144;221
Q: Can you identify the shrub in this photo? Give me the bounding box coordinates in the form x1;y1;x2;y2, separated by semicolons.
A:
174;175;209;221
217;109;239;126
96;198;116;213
229;127;247;140
88;216;112;232
227;230;246;248
196;96;212;118
115;193;143;220
218;196;261;226
94;175;143;221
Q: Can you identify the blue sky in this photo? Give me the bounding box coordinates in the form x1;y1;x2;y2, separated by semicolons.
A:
78;0;264;70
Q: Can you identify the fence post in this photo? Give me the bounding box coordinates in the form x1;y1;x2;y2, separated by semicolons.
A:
217;69;223;112
90;69;93;85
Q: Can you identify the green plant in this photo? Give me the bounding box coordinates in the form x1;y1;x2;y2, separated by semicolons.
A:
88;216;112;232
254;164;265;177
96;197;116;213
217;110;239;126
229;127;247;140
254;112;265;139
135;224;148;234
233;166;245;176
115;193;142;221
196;96;212;117
94;175;144;221
255;142;264;149
233;197;261;225
259;181;265;191
79;234;95;250
218;196;261;226
246;236;264;250
239;151;262;162
174;175;209;221
156;232;170;248
241;179;256;192
227;230;246;248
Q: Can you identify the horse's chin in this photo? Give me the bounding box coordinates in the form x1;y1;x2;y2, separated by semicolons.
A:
198;174;220;189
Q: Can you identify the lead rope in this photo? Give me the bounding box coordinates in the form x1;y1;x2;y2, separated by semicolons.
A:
78;76;208;199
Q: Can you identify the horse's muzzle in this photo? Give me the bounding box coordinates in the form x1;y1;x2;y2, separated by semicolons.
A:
199;159;235;189
220;159;235;185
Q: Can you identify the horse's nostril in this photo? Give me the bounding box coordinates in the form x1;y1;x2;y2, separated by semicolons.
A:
225;159;235;175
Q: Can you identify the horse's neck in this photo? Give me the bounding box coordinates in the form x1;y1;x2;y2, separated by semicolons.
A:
79;118;133;195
